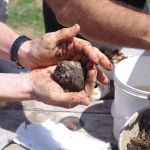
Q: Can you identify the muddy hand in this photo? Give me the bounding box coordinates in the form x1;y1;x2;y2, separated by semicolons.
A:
18;24;80;69
28;66;90;108
19;24;112;84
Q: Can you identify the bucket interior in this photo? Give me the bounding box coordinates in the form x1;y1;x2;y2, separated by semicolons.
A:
119;107;150;150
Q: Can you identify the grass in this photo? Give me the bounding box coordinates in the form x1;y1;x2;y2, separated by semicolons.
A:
148;0;150;10
7;0;44;38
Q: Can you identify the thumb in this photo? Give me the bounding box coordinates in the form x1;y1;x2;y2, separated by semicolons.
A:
55;24;80;43
63;92;90;108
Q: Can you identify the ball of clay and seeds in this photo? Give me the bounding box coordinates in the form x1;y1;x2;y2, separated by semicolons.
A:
54;60;87;92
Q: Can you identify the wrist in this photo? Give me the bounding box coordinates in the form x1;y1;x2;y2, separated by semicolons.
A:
27;70;40;101
24;73;33;100
17;40;32;68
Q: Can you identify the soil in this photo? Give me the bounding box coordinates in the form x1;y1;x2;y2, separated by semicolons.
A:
54;60;87;92
100;47;127;64
127;111;150;150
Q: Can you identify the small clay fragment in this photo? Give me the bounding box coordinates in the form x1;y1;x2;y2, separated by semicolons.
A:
54;60;87;92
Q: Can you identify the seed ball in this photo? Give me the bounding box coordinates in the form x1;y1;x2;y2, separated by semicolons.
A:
54;60;87;92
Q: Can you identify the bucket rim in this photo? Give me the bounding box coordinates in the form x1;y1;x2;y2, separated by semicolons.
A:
114;56;150;96
114;75;150;98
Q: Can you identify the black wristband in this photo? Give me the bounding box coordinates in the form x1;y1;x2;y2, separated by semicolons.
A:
10;35;31;67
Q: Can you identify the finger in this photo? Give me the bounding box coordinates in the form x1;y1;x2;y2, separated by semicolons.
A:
84;63;97;97
97;68;110;84
55;24;80;43
73;38;112;71
93;47;112;70
71;54;88;65
62;92;90;108
71;54;82;61
73;40;99;64
82;46;112;71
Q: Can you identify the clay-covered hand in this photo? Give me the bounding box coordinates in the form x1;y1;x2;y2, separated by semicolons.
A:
19;24;112;84
28;65;96;108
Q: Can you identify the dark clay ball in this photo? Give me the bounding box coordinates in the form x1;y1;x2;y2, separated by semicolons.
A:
54;60;87;92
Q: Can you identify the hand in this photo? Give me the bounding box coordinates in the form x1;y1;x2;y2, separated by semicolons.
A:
19;24;112;84
28;64;97;108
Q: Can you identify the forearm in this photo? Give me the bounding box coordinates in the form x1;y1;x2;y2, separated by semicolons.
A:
46;0;150;49
0;22;19;60
0;22;31;63
0;73;32;101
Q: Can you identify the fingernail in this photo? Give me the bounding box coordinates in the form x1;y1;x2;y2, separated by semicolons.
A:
108;63;113;70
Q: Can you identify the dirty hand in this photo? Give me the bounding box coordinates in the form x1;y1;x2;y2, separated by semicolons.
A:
28;65;97;108
18;24;112;84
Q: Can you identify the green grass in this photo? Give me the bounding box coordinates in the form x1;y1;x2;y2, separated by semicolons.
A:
147;0;150;10
7;0;44;38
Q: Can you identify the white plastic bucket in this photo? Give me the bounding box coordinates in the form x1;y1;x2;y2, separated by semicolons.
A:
111;56;150;140
119;106;150;150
